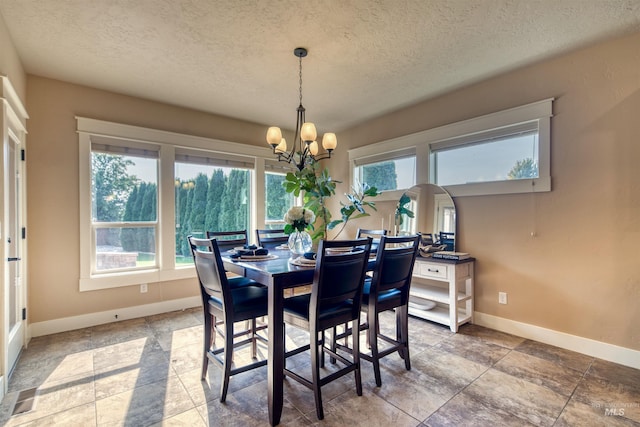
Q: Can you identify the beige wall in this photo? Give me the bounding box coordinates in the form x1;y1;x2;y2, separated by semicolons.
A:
25;76;268;323
23;30;640;353
0;12;26;101
335;31;640;351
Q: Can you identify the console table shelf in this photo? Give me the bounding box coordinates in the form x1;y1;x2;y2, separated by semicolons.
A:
410;257;475;332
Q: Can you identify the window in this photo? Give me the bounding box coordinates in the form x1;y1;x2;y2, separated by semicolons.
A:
354;156;416;192
91;143;159;273
348;98;552;198
174;150;253;265
78;117;273;291
264;171;294;228
428;99;552;196
431;122;540;186
349;147;417;202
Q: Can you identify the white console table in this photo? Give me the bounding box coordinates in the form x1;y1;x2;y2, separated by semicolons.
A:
409;257;475;332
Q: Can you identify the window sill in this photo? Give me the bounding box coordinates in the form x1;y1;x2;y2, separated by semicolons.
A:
79;267;196;292
443;176;551;197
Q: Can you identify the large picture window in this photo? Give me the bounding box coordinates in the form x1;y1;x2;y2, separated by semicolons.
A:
91;145;159;273
78;117;273;291
174;150;252;265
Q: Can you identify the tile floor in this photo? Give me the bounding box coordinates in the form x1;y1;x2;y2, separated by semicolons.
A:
1;308;639;426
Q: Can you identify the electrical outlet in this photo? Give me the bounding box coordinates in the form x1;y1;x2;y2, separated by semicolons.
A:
140;283;148;293
498;292;507;304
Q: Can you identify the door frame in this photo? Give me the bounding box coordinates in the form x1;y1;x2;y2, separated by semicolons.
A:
0;76;29;398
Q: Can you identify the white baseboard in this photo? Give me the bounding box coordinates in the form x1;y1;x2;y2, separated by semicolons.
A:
474;312;640;370
28;296;201;338
24;304;640;370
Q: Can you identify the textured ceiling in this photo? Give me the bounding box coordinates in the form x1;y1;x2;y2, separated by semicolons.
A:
1;0;640;133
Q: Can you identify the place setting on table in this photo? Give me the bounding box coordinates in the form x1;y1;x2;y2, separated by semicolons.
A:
289;251;317;267
227;244;279;261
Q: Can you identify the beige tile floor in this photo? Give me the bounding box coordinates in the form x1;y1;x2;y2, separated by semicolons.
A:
1;308;639;426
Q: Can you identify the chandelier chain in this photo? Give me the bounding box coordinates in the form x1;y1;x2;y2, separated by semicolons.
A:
298;54;303;106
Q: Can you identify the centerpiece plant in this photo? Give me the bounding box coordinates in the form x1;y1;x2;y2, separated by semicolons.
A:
283;206;316;255
283;160;338;242
282;159;380;242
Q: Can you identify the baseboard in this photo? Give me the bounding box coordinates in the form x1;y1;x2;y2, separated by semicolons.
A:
28;296;201;338
474;312;640;370
0;375;5;401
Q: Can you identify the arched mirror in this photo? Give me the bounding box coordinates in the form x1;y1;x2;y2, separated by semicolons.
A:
404;183;456;251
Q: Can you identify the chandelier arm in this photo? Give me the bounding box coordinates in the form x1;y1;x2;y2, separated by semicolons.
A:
311;152;332;161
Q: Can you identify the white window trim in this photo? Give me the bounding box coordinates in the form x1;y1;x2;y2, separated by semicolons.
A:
349;98;554;197
77;117;274;291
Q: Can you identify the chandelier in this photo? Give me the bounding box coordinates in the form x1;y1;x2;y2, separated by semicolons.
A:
266;47;337;171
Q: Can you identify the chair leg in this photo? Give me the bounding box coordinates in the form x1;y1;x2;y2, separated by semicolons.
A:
202;313;213;380
369;306;382;387
330;326;338;364
352;319;363;397
320;331;325;368
311;330;324;420
220;320;234;402
398;305;411;370
251;318;258;358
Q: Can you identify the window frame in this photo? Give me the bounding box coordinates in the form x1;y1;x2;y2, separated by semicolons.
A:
349;98;553;198
90;143;160;274
78;117;274;291
349;147;417;202
352;148;417;198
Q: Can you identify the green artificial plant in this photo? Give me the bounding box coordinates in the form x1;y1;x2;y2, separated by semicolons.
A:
282;160;338;241
394;192;415;232
328;182;381;239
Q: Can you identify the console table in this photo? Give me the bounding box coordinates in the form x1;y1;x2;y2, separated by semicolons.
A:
409;257;475;332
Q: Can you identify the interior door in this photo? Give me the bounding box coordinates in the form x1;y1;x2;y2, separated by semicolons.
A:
6;132;24;375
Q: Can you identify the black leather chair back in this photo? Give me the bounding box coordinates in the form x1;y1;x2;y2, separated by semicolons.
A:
188;236;230;312
255;228;288;249
369;234;420;308
311;238;372;329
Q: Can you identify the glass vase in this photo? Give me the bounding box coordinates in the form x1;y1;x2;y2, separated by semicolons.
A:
288;230;313;256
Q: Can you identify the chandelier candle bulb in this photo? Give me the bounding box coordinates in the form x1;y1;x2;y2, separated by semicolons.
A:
266;127;282;147
276;138;287;154
300;122;317;142
309;141;319;156
322;133;337;151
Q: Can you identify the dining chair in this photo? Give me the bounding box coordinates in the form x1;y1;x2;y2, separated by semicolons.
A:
355;228;388;239
206;229;249;252
255;228;289;250
188;236;269;402
333;234;420;387
356;228;387;254
419;232;434;246
282;237;372;420
205;229;258;288
438;231;455;251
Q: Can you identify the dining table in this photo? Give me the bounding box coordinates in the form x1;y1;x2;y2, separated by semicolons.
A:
221;248;315;426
